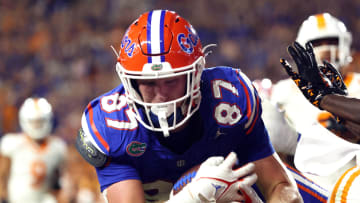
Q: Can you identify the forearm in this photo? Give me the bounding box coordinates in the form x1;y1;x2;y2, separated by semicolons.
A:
255;154;303;203
0;180;7;201
0;155;10;199
267;182;303;203
106;179;145;203
320;94;360;124
343;120;360;143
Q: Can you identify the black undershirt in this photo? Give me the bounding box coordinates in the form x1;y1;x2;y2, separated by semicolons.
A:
152;111;204;154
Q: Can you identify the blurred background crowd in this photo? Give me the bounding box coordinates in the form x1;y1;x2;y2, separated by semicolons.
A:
1;0;360;202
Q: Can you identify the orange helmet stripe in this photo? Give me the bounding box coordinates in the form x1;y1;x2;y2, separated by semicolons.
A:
33;98;41;116
315;14;327;30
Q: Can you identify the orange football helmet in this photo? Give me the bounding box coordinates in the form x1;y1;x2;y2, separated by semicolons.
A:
116;10;206;136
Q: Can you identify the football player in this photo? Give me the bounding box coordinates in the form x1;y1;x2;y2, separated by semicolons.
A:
280;40;360;203
280;42;360;136
75;9;302;203
0;97;67;203
272;12;360;142
269;13;360;191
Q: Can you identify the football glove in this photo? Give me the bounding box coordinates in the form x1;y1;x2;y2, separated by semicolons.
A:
168;152;263;203
280;41;348;110
319;60;347;96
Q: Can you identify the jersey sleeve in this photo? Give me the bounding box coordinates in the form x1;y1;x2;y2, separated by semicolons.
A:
234;69;275;161
95;160;140;192
81;99;110;155
80;89;141;192
237;113;275;162
51;136;68;165
203;67;275;162
0;134;19;157
203;67;262;133
270;78;295;110
235;69;262;135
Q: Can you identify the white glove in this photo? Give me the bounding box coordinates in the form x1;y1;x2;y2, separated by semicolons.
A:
167;152;263;203
236;173;264;203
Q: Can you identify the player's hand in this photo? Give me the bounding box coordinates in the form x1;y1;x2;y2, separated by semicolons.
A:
280;41;347;109
189;152;262;203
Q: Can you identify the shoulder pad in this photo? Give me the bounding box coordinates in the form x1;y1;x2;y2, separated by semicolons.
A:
75;128;108;168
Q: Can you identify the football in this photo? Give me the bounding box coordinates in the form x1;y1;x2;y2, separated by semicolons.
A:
171;164;200;195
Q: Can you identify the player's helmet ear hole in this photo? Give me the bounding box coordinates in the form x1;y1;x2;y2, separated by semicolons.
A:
134;21;139;26
175;17;180;23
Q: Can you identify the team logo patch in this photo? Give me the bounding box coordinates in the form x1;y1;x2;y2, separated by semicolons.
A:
126;141;147;157
151;64;163;71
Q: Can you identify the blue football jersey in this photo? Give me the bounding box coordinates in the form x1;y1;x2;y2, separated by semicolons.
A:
81;66;274;200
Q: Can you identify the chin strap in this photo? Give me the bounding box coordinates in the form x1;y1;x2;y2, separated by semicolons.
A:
150;101;191;137
157;110;170;137
151;105;171;137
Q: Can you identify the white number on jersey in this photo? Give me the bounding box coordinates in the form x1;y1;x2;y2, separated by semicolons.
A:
30;160;47;188
212;79;239;99
212;80;242;125
100;93;138;130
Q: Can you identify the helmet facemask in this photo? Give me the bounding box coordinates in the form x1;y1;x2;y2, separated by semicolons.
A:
311;37;351;71
116;56;205;137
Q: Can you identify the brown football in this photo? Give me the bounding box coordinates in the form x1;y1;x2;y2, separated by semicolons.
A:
171;164;200;195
